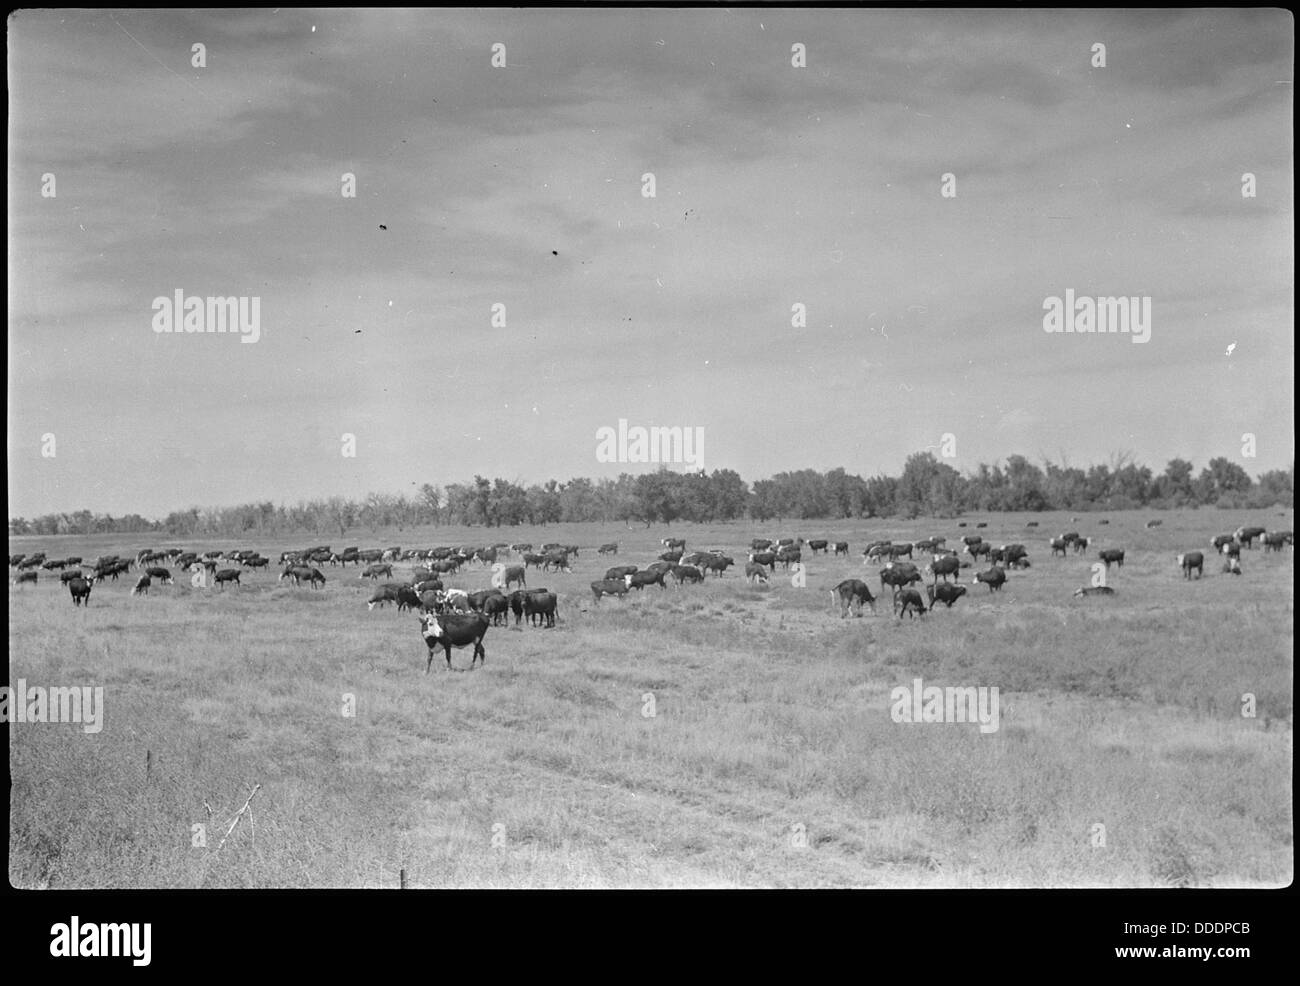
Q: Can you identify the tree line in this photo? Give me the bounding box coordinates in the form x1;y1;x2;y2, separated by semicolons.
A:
9;454;1293;538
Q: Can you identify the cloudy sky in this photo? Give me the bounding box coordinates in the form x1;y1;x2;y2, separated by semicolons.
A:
7;8;1294;519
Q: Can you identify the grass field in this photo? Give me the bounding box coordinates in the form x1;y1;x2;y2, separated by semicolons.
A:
8;508;1293;888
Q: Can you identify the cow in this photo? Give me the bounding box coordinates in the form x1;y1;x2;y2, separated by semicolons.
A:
967;541;992;562
605;565;638;581
1098;548;1125;570
1145;519;1162;529
1221;540;1242;559
972;567;1007;592
598;543;619;556
1073;586;1115;598
1025;521;1039;528
808;539;829;555
702;555;735;577
503;565;527;589
751;539;773;551
437;588;471;613
214;568;242;588
11;570;38;587
1098;519;1110;525
1178;552;1204;580
926;583;967;609
1221;557;1242;575
887;542;914;560
482;592;510;626
748;550;777;571
976;522;988;529
1234;526;1267;549
626;569;667;590
775;547;801;569
68;576;93;606
831;579;875;617
42;559;69;571
395;586;424;612
658;548;684;564
419;611;489;672
131;574;151;596
523;591;558;628
591;578;630;603
363;563;394;580
833;541;849;557
924;554;961;583
1072;536;1091;554
473;547;498;566
1211;534;1237;551
1050;537;1069;558
146;566;174;584
1262;532;1291;552
745;563;770;585
880;562;922;597
894;588;926;619
661;538;687;551
961;534;983;547
671;564;704;585
1000;544;1028;566
367;584;401;610
542;552;572;573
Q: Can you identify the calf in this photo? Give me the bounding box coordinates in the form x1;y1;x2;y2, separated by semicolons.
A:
1072;536;1091;554
419;612;490;672
131;574;151;596
1178;552;1204;580
745;563;771;585
972;567;1007;592
833;541;849;557
926;583;967;609
591;579;630;603
895;588;926;619
68;576;93;606
832;579;875;617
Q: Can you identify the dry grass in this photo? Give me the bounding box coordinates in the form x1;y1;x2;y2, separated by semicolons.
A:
8;508;1292;887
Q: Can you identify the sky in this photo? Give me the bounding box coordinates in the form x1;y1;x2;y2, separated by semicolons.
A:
7;7;1294;519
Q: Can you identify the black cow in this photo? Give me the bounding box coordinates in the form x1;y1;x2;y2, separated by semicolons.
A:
396;586;423;612
808;539;829;555
671;565;704;585
363;563;394;580
1098;549;1125;570
367;584;401;610
1262;532;1291;552
214;568;242;588
702;555;735;577
895;588;926;619
748;550;777;571
887;542;914;560
1072;537;1091;554
658;549;684;563
976;522;988;529
832;579;875;617
745;563;770;585
751;539;773;551
1145;519;1162;529
11;570;37;586
68;576;93;606
131;574;151;596
605;565;638;581
1234;526;1267;548
598;543;619;555
1050;537;1069;558
1073;586;1116;598
503;565;526;589
880;562;922;596
419;612;489;672
972;568;1007;592
1178;552;1204;580
59;569;84;584
925;555;961;583
591;579;630;603
833;542;849;556
926;583;967;609
523;591;558;628
542;552;571;573
626;569;667;590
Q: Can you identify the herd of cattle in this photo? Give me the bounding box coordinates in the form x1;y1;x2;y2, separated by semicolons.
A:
9;521;1293;669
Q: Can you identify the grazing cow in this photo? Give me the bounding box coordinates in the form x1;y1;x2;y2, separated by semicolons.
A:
42;559;69;571
926;583;967;609
671;564;704;585
605;565;638;581
395;586;424;612
437;588;471;613
894;588;926;619
1211;534;1237;551
363;563;394;580
967;542;992;562
961;534;983;547
880;562;922;597
957;523;967;528
523;591;558;628
1261;532;1290;552
832;579;875;617
887;542;914;560
541;552;571;572
1178;552;1204;579
482;593;510;626
1073;586;1115;597
661;537;687;551
1098;548;1125;570
304;568;326;589
1221;557;1242;575
414;577;444;594
474;547;498;566
833;541;849;557
146;566;174;584
700;555;735;577
976;522;988;529
9;553;26;566
972;567;1007;592
862;542;890;561
659;548;684;564
1145;519;1162;529
808;539;829;555
214;568;242;588
419;612;489;672
131;574;151;596
748;550;777;571
924;554;961;583
598;543;619;556
1000;544;1028;566
11;570;38;587
367;584;401;610
775;548;801;569
1050;537;1068;558
67;577;93;606
503;565;527;589
745;563;770;585
1025;521;1039;528
591;579;630;603
1072;537;1091;554
1234;526;1267;549
626;569;667;590
751;539;773;551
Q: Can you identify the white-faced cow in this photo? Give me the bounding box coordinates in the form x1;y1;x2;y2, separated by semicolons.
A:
972;567;1007;592
591;579;630;603
926;583;967;609
68;576;93;606
1098;549;1125;570
419;611;489;672
924;554;961;583
832;579;876;617
745;563;771;585
895;588;926;619
1178;552;1204;579
833;541;849;557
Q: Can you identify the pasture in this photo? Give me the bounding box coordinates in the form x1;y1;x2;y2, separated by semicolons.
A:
8;509;1292;888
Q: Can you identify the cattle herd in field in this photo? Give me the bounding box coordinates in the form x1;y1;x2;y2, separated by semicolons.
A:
8;521;1293;670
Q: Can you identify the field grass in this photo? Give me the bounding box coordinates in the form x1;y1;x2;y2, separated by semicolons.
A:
8;508;1293;888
